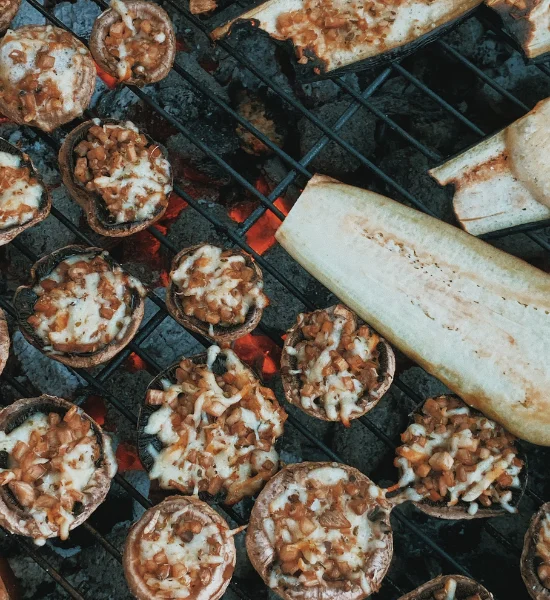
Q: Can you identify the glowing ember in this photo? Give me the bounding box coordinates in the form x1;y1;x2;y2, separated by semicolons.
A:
81;395;106;426
116;442;144;472
93;61;117;89
125;352;147;373
229;177;292;255
233;333;281;379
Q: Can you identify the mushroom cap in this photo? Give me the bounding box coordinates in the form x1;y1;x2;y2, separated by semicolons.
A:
58;119;172;237
0;395;117;541
246;461;394;600
90;1;176;86
0;137;51;246
13;245;146;368
0;308;9;377
521;502;550;600
123;495;236;600
397;574;494;600
0;0;21;34
0;26;95;132
166;243;266;344
281;304;395;423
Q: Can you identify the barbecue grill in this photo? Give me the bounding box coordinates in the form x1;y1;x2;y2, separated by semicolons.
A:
0;0;549;598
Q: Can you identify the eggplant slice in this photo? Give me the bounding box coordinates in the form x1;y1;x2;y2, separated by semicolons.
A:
246;461;393;600
0;308;8;377
0;395;117;544
0;137;51;246
123;495;236;600
390;395;527;520
211;0;482;79
90;0;176;87
138;347;287;504
166;243;267;344
0;0;21;33
13;245;146;368
397;574;494;599
281;304;395;425
521;502;550;600
58;119;173;237
0;26;95;132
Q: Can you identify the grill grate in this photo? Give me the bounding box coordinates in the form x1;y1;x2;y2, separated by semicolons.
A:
0;0;549;597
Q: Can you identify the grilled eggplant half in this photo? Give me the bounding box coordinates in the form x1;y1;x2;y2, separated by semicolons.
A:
58;119;172;237
391;395;527;519
0;0;21;34
0;26;95;132
13;245;146;368
487;0;550;61
211;0;482;79
123;496;236;600
521;502;550;599
246;461;393;600
281;304;395;425
0;395;117;545
398;574;494;599
430;96;550;236
0;138;51;246
90;0;176;86
0;308;8;377
166;243;268;344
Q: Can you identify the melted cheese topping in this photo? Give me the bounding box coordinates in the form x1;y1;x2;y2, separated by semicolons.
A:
0;410;103;545
0;151;43;229
0;26;89;115
264;465;388;595
138;507;229;599
171;245;268;327
145;347;286;504
29;253;145;354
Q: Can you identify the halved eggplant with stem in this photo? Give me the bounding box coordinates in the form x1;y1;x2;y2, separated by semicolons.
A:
0;0;21;33
123;495;236;600
0;137;51;246
58;119;172;237
281;304;395;426
0;395;117;545
246;461;393;600
211;0;482;80
389;395;527;520
90;0;176;87
166;243;268;344
13;245;146;368
138;346;287;505
0;308;9;377
397;574;494;600
521;502;550;599
0;26;95;132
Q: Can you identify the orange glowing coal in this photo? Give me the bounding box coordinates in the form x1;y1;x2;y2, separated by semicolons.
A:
116;442;144;472
93;61;117;89
81;395;107;427
233;333;281;379
125;352;147;373
229;176;293;255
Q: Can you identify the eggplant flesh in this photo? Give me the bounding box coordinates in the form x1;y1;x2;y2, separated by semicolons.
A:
211;0;482;77
276;174;550;446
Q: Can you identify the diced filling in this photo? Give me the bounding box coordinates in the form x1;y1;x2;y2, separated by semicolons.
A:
394;396;523;514
536;514;550;589
275;0;405;64
431;578;482;600
263;466;389;595
27;253;146;355
104;0;169;81
0;151;43;230
137;507;230;599
0;407;102;545
170;244;269;329
144;346;286;505
288;305;382;425
0;26;89;123
73;121;172;224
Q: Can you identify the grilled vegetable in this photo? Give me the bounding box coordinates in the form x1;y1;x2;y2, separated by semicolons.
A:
276;174;550;446
430;97;550;236
211;0;482;78
521;502;550;600
0;308;8;377
397;574;494;599
0;0;21;34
